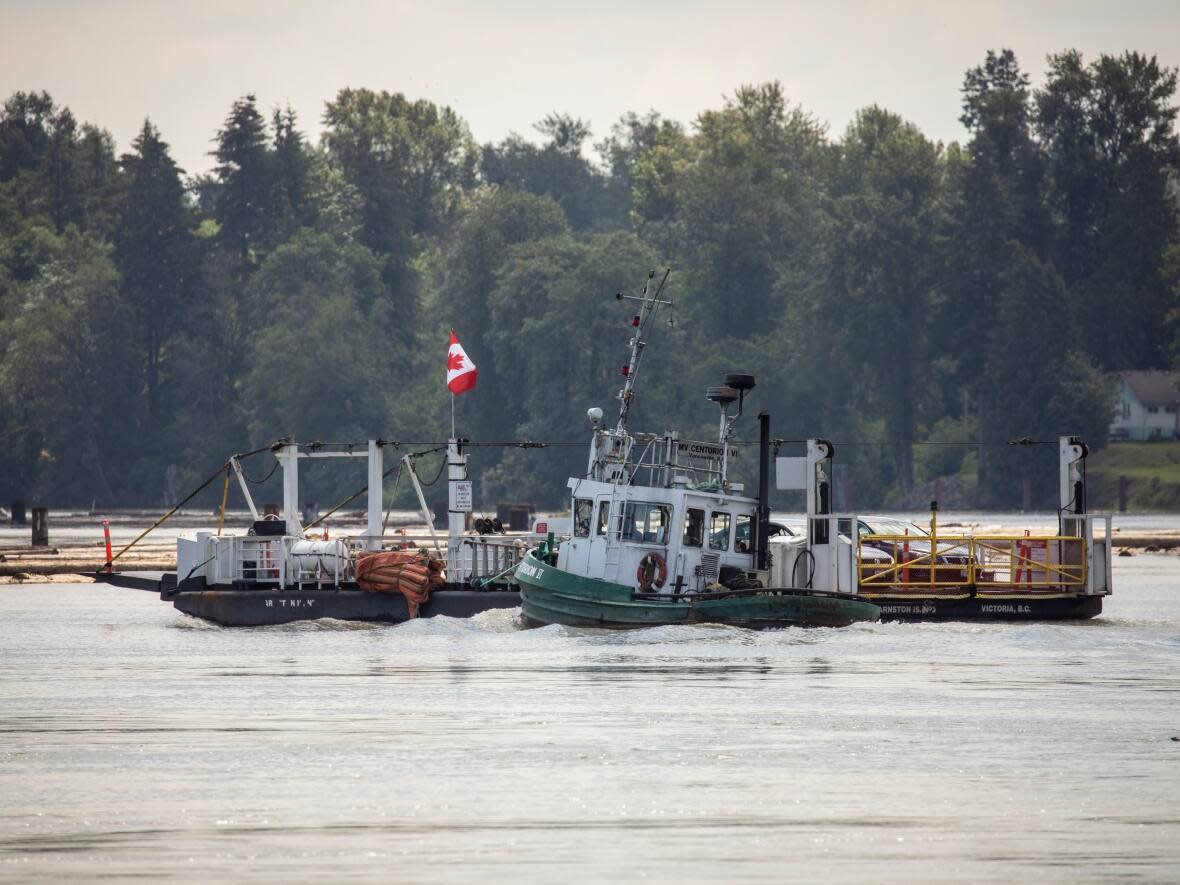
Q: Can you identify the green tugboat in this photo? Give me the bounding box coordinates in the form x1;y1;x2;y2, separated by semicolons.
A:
518;547;879;628
515;270;880;630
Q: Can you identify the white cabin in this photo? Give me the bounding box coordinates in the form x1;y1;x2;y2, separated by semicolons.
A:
558;472;759;594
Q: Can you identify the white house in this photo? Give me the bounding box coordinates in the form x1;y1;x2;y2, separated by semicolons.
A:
1111;371;1180;440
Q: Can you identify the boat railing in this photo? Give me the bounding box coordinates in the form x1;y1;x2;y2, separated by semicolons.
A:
335;533;525;585
857;534;975;590
971;535;1086;591
856;532;1089;594
601;433;730;488
450;536;529;585
231;536;288;585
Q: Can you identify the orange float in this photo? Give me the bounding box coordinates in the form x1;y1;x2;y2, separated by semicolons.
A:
355;551;447;617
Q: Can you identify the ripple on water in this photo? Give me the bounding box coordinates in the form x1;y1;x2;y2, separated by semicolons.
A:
1;566;1178;882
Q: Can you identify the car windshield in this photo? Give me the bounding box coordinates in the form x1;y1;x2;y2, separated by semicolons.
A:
861;518;927;538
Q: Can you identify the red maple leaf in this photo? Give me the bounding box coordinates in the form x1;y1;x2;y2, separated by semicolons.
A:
448;351;466;371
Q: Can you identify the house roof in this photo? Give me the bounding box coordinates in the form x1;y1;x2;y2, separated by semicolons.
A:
1121;370;1180;407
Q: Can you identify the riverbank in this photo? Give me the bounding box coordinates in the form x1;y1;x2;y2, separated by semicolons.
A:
0;542;175;582
1088;440;1180;510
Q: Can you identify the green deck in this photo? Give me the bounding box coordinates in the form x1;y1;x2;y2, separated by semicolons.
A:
516;550;880;629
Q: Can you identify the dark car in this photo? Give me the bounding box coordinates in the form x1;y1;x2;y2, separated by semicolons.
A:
840;516;972;568
728;518;793;553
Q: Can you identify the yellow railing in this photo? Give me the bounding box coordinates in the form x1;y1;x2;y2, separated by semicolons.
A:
857;533;1087;593
971;535;1086;589
857;534;975;589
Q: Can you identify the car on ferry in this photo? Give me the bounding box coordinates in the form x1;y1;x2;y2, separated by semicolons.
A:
836;515;977;590
731;517;794;552
841;516;971;566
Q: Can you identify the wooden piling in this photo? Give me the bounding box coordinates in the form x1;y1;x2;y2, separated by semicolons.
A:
31;507;48;547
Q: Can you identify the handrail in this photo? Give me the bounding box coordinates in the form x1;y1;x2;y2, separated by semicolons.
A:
856;532;1088;592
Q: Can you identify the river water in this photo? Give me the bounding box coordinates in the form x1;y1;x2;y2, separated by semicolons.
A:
2;555;1178;882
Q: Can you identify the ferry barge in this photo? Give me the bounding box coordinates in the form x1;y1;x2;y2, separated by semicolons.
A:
97;267;1112;626
96;438;524;626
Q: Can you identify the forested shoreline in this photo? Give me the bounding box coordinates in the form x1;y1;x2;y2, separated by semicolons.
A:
1;49;1178;510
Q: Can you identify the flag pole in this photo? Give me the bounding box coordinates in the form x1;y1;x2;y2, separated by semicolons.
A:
450;392;455;439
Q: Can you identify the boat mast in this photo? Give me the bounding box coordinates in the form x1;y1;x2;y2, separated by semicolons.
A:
614;269;671;433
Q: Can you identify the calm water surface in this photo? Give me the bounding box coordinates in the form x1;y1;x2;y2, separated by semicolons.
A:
1;555;1178;882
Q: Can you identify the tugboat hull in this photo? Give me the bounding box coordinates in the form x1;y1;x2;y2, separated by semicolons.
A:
516;551;879;629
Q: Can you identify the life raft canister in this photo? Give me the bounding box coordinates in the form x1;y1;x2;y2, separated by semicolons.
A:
636;552;667;591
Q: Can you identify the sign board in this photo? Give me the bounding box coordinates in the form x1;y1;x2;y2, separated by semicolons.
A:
675;440;739;461
776;456;807;491
450;480;473;512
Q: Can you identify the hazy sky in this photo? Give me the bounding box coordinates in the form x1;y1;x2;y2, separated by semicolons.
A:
3;0;1179;176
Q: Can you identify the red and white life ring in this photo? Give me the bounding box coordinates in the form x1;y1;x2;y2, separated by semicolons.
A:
636;552;667;590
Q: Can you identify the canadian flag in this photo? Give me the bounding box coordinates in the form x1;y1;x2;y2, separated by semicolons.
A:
446;329;477;395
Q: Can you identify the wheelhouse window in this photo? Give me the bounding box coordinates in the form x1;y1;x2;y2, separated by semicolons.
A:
683;508;704;547
709;511;731;551
573;498;593;537
735;514;752;552
596;500;610;535
621;502;670;545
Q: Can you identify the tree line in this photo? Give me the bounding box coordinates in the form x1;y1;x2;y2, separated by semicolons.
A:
1;49;1177;512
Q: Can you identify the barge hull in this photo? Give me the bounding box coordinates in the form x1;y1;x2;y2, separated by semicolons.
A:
93;569;520;626
169;586;520;627
871;594;1103;622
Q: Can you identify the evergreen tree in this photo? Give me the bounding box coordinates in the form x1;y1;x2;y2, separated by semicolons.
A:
240;230;392;476
0;231;137;503
827;106;943;496
0;92;85;232
596;111;683;223
270;106;313;241
981;245;1114;505
1036;51;1180;368
0;60;1175;508
481;113;626;232
481;230;660;502
322;88;477;348
322;89;476;257
941;49;1048;488
114;120;195;424
76;124;120;236
213;94;271;268
428;186;568;451
0;91;56;181
631;83;830;340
